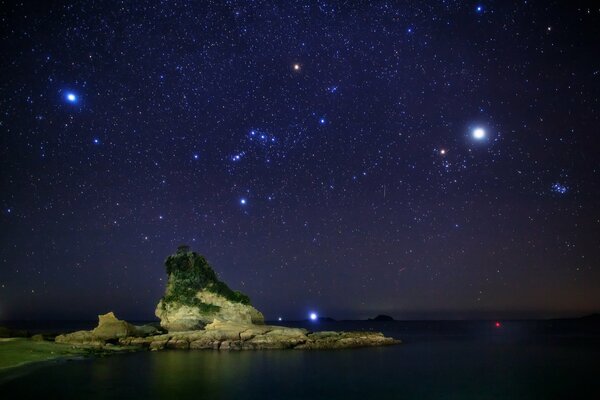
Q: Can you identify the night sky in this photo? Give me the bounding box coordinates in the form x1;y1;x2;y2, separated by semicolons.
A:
1;1;599;321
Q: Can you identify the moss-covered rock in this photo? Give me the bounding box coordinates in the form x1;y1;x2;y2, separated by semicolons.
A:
155;247;264;331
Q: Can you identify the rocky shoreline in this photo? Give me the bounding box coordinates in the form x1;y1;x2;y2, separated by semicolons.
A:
55;249;400;352
56;314;400;351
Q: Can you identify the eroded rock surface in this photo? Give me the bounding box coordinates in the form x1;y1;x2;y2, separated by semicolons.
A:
56;312;160;347
57;317;399;350
156;290;264;331
154;247;264;331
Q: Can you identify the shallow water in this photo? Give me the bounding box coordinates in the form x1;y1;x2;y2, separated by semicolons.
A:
1;320;599;399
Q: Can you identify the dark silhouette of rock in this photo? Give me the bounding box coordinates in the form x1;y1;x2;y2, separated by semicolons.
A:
369;315;394;321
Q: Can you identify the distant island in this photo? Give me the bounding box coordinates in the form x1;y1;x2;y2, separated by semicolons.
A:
0;247;399;371
368;315;395;322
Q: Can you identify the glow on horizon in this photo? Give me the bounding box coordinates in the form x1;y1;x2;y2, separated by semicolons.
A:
309;312;318;321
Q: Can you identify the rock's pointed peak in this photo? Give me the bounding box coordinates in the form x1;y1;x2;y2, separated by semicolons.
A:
98;311;119;324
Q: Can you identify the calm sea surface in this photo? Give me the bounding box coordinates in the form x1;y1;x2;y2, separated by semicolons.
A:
1;320;599;399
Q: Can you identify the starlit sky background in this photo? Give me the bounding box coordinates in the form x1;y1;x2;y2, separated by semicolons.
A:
1;1;599;321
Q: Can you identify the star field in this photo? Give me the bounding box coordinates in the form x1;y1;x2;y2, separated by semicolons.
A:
0;1;599;320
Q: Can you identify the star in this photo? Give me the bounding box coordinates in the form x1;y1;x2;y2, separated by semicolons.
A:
472;127;486;140
240;198;247;205
476;5;484;13
293;63;301;71
439;149;447;155
92;138;100;145
319;117;326;125
193;153;199;160
64;92;78;103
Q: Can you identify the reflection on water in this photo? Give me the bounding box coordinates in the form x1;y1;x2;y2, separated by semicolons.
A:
1;321;599;399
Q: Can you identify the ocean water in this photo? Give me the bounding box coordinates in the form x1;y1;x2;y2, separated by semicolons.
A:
1;320;599;399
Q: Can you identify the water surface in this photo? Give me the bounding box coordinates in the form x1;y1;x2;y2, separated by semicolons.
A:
1;320;598;399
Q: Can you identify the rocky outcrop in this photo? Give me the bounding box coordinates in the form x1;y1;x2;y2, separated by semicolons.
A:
56;312;160;346
154;247;264;331
156;290;264;331
119;320;400;350
56;316;399;350
56;247;400;351
91;312;138;339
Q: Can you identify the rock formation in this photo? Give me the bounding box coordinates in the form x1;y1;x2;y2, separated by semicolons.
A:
155;246;264;331
59;319;399;350
56;247;400;351
56;312;159;346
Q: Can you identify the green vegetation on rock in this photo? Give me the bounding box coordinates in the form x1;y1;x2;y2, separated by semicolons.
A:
161;246;251;311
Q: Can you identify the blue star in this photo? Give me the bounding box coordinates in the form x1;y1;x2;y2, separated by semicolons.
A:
64;92;78;103
476;5;484;13
240;198;247;205
193;153;199;160
319;117;327;125
92;138;100;145
472;127;486;140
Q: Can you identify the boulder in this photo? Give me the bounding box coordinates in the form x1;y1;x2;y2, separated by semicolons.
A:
92;312;138;340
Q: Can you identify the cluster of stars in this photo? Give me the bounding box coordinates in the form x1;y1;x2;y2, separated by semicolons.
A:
551;183;568;194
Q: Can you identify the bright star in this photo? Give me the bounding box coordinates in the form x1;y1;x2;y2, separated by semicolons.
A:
319;117;326;125
439;149;447;155
293;63;301;71
92;138;100;144
65;92;78;103
476;5;483;13
240;198;247;205
472;127;486;140
193;153;199;160
278;317;282;321
309;312;318;321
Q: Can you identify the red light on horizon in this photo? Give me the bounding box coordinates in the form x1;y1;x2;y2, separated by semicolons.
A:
495;322;501;328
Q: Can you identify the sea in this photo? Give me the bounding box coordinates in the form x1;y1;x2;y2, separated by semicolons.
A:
1;319;599;399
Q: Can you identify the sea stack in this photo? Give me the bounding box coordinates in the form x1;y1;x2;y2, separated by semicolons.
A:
155;245;264;331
